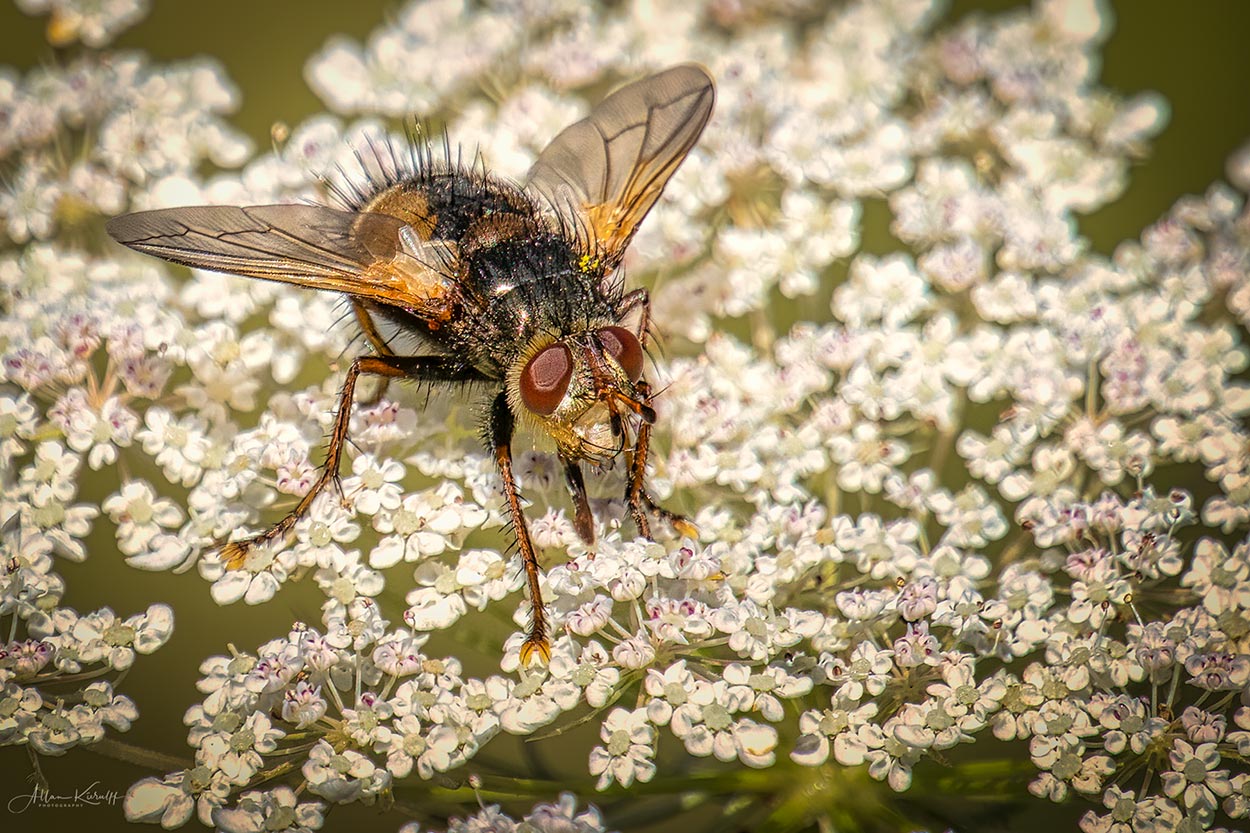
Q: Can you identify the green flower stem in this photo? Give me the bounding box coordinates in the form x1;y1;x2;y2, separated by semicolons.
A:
87;736;193;773
387;755;1036;832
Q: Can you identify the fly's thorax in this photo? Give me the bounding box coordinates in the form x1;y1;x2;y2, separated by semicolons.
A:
361;184;438;238
453;229;621;370
506;324;647;463
359;166;535;242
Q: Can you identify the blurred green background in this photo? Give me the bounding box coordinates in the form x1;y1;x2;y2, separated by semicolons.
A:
1;1;1249;832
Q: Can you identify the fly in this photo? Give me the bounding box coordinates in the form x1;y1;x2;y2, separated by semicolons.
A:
106;64;715;664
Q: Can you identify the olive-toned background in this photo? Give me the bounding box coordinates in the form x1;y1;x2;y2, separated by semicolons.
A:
1;1;1249;832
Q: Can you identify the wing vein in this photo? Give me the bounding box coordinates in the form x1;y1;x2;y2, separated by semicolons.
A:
524;64;714;268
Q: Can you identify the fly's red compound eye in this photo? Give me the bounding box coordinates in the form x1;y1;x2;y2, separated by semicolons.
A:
520;343;573;415
597;326;644;382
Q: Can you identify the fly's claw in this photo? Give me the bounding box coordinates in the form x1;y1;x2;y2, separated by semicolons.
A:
211;514;298;570
519;635;551;666
217;539;252;571
631;488;696;542
671;515;699;540
213;531;277;570
519;598;551;667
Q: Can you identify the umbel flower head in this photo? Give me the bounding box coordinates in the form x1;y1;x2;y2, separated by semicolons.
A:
2;0;1249;832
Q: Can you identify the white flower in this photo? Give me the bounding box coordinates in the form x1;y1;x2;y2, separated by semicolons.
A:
16;0;151;48
370;483;484;567
822;641;894;701
102;481;184;557
326;693;383;747
136;407;211;486
199;546;287;606
281;681;328;729
65;602;174;669
670;678;754;761
284;493;360;569
610;631;655;669
50;389;138;469
792;697;881;768
643;660;697;726
314;548;384;613
380;713;459;779
723;662;813;722
496;672;577;735
124;775;196;829
1180;538;1250;615
301;739;391;804
1160;740;1233;823
0;393;38;464
1070;418;1154;485
199;711;284;784
212;785;325;833
341;453;405;515
588;707;656;789
833;253;929;328
892;698;972;752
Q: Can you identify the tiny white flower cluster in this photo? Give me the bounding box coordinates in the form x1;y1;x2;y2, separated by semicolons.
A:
0;4;238;792
15;0;149;49
126;615;628;824
0;516;173;754
3;0;1249;831
404;792;614;833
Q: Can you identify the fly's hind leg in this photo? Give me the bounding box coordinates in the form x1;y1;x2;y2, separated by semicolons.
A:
217;354;481;569
625;379;696;541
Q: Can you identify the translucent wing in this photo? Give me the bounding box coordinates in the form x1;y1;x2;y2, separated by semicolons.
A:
105;204;459;314
526;64;714;267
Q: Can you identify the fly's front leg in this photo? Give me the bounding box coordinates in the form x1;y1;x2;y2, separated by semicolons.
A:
625;379;696;541
218;355;480;569
561;455;595;545
620;288;690;535
490;392;550;665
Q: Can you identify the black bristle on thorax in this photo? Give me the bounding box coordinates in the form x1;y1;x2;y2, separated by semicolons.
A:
327;126;626;379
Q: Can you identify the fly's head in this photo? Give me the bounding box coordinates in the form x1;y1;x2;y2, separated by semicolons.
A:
508;323;652;464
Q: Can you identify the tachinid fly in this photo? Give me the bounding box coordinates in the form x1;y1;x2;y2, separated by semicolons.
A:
106;64;715;664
